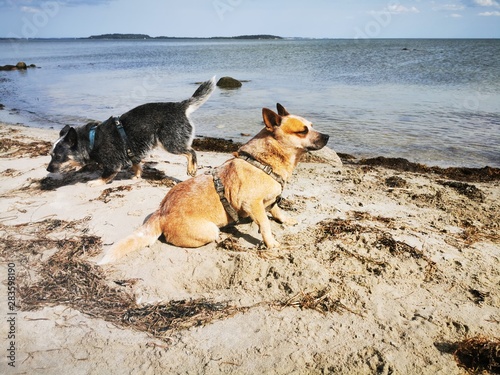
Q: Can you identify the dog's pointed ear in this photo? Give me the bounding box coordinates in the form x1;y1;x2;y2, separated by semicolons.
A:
64;127;78;148
276;103;290;117
262;108;282;132
59;124;71;137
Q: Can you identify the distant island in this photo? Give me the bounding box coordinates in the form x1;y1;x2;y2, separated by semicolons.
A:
89;33;151;40
213;35;283;40
88;33;283;40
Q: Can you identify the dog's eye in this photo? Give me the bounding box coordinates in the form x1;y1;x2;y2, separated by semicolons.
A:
297;128;309;135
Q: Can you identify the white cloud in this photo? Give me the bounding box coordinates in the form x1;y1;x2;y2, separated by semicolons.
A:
474;0;500;6
20;6;40;13
387;4;420;14
450;13;464;17
370;4;420;16
479;10;500;14
433;4;466;11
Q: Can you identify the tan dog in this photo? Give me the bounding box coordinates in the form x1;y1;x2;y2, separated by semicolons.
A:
98;104;329;264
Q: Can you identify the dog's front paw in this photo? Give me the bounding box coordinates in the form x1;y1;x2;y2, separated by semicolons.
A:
265;238;281;249
97;250;116;265
282;217;299;226
87;178;107;187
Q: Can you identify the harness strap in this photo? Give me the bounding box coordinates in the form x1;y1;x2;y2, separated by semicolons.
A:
237;151;285;210
237;151;286;189
211;150;287;222
211;169;240;222
113;117;141;164
88;117;140;164
89;125;98;150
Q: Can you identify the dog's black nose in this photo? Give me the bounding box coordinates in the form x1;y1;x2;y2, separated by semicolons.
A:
319;133;330;147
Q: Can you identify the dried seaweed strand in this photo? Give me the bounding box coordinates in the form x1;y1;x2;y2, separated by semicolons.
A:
454;335;500;374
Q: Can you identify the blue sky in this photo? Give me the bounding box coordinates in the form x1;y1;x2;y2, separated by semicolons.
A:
0;0;499;39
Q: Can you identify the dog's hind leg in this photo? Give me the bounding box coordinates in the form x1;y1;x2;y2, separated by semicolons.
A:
132;163;143;180
156;123;198;176
165;218;219;248
88;170;119;187
184;148;198;177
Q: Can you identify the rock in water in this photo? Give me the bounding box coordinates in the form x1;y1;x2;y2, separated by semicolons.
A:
217;76;242;89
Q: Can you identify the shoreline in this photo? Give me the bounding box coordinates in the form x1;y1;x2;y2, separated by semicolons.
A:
3;119;498;183
192;137;500;183
2;114;500;173
1;122;499;374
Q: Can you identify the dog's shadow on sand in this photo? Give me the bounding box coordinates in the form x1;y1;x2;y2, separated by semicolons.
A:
38;162;180;191
134;212;260;250
219;220;262;247
40;164;101;190
152;218;261;249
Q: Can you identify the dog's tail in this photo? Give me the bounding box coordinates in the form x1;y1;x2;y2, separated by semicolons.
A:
97;212;162;265
185;76;216;116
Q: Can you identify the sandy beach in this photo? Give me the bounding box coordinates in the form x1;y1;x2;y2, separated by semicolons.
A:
0;122;499;374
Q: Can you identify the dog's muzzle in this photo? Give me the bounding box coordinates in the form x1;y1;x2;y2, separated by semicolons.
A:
47;160;59;173
307;133;330;151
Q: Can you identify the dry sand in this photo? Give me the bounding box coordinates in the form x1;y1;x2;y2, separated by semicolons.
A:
0;122;499;374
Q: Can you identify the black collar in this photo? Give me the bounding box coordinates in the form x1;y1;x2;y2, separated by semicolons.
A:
237;151;286;189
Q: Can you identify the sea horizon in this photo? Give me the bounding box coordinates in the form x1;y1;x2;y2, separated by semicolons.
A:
1;33;499;41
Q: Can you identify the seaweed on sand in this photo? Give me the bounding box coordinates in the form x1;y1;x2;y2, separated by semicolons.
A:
0;138;52;158
279;289;364;317
298;218;438;281
1;218;242;340
94;185;132;203
359;156;500;183
453;336;500;374
19;246;130;321
192;137;242;153
313;218;366;243
123;300;242;335
141;162;178;188
438;180;485;202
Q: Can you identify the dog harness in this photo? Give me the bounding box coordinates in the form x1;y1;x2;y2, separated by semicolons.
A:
237;151;286;189
211;152;286;222
211;169;240;222
88;117;140;164
89;124;98;150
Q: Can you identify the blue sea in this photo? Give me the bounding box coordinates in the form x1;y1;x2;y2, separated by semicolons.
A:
0;38;499;168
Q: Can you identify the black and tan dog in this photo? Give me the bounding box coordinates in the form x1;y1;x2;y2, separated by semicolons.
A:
98;104;329;264
47;77;216;186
